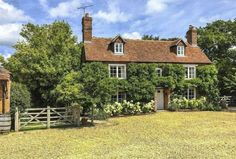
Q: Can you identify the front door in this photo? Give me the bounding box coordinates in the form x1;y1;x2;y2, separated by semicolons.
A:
156;88;164;110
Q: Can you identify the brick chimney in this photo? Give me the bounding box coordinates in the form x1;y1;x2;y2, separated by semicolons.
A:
186;25;197;46
82;13;92;42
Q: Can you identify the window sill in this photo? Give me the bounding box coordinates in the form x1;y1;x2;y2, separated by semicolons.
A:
185;78;195;80
109;77;126;80
114;53;124;55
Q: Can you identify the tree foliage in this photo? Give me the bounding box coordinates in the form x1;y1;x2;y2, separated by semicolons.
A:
142;35;159;40
223;72;236;95
52;71;83;106
79;62;125;111
142;34;178;41
10;82;31;113
0;55;5;65
4;21;82;107
198;19;236;61
198;19;236;95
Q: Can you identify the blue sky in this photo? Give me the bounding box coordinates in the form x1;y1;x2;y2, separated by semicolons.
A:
0;0;236;58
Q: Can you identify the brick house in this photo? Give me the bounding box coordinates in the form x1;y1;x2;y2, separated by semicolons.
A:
82;13;211;110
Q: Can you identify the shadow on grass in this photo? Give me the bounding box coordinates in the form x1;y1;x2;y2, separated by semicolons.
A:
17;121;99;132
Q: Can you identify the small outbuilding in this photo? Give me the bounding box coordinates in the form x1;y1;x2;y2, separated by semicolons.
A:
0;67;11;114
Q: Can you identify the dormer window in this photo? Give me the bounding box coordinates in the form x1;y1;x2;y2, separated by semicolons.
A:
114;43;123;54
177;46;185;56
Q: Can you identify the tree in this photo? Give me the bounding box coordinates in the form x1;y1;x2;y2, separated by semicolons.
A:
10;82;31;113
5;21;82;107
142;34;179;41
142;35;159;40
52;71;84;106
198;19;236;95
0;55;5;65
198;19;236;61
223;72;236;95
160;37;179;41
80;62;114;111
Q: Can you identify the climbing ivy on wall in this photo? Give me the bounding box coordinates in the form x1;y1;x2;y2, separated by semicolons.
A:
126;63;219;103
71;62;219;109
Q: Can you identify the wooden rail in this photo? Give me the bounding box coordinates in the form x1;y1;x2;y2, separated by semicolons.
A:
14;106;80;131
220;96;236;106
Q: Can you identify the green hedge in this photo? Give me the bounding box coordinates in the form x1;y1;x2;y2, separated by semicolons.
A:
10;82;31;114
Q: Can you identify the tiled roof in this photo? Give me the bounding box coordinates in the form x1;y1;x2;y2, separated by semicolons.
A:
0;67;11;80
84;37;212;64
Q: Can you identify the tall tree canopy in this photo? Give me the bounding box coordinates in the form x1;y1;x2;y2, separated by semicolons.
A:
142;34;178;41
198;19;236;95
142;35;159;40
5;21;82;106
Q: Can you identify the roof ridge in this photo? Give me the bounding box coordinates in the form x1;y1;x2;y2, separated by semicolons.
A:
92;36;176;43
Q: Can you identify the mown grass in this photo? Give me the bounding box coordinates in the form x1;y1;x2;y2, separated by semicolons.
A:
0;112;236;159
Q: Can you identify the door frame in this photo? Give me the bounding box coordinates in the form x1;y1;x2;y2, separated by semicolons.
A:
154;87;170;110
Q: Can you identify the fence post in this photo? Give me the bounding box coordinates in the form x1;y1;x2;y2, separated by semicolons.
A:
14;107;19;132
47;106;50;129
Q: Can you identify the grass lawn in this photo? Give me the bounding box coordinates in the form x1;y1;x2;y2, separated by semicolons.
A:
0;112;236;159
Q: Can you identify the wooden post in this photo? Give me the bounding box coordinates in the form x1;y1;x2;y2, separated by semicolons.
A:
91;104;94;124
72;106;80;127
14;107;19;132
47;106;50;129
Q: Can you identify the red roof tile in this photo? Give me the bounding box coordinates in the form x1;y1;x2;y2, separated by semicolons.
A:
84;37;211;64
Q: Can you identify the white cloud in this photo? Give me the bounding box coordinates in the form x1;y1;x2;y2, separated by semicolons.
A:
0;23;23;46
0;1;31;47
94;1;131;23
49;0;83;18
122;32;142;40
39;0;48;10
145;0;174;15
0;0;32;24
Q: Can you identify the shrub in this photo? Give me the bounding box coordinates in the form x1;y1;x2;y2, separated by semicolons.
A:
168;96;221;111
122;100;141;115
93;108;109;120
141;100;154;113
10;82;31;114
104;102;123;116
104;100;154;116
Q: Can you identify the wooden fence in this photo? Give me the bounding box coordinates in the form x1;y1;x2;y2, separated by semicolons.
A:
14;106;80;131
220;96;236;106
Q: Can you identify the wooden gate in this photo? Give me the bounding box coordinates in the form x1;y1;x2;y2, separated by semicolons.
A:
14;106;76;131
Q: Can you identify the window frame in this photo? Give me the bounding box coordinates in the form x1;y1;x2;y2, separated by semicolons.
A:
111;92;127;103
177;46;185;57
184;88;196;100
156;68;163;77
114;43;124;54
184;65;197;79
109;64;126;79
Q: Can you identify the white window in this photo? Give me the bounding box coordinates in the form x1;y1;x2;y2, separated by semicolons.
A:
185;65;196;79
177;46;185;57
109;64;126;79
156;68;162;77
184;88;196;99
111;92;126;102
114;43;124;54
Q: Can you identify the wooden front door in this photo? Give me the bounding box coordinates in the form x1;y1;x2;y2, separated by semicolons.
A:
156;88;164;110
